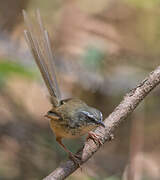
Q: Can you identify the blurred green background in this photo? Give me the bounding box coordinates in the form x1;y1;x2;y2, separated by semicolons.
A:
0;0;160;179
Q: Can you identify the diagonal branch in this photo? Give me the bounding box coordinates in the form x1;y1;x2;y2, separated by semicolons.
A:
43;66;160;180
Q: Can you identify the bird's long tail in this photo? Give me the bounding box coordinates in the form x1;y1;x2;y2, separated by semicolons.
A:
23;9;61;107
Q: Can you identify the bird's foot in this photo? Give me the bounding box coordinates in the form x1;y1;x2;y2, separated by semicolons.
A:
69;152;82;168
87;131;103;146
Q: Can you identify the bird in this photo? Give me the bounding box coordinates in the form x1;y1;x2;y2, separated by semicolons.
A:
23;9;105;165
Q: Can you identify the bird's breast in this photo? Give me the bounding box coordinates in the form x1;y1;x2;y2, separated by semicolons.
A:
50;119;96;139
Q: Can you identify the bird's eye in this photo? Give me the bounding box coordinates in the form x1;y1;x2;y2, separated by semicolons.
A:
81;111;96;122
87;116;96;122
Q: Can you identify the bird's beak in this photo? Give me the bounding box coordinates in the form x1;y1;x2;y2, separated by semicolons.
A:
98;121;105;128
44;111;60;120
44;114;50;119
44;111;53;119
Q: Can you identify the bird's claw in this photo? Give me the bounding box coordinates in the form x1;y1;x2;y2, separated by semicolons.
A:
87;132;103;146
69;152;82;168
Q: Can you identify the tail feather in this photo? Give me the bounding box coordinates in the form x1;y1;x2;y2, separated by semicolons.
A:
23;9;61;107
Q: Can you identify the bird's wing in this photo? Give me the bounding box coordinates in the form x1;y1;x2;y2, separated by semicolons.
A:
23;9;61;107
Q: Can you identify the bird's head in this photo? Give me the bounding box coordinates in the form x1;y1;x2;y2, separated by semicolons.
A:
78;107;105;128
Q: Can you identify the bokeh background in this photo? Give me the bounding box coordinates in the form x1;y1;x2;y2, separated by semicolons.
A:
0;0;160;179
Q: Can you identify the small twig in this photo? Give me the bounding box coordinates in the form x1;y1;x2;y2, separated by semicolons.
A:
43;66;160;180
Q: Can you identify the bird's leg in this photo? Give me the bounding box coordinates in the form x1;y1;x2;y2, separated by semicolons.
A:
56;137;81;166
87;131;103;146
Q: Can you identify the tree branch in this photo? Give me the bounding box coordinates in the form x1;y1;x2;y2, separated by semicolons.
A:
43;66;160;180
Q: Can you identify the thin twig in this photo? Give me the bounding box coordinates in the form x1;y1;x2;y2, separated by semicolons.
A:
43;66;160;180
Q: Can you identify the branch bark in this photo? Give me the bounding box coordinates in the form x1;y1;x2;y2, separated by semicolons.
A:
43;66;160;180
